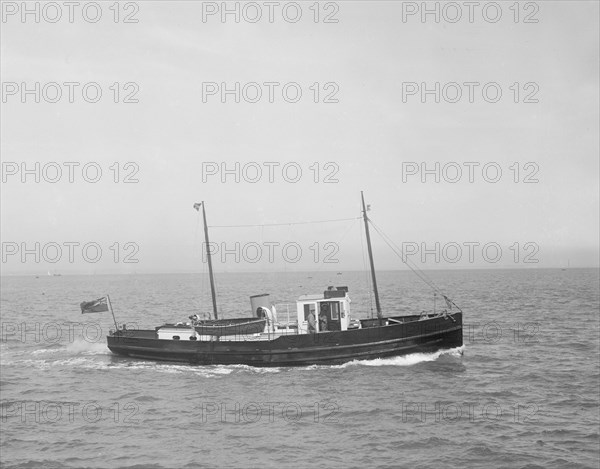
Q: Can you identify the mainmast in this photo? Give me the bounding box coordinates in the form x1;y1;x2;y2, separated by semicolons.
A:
361;191;382;324
200;201;218;319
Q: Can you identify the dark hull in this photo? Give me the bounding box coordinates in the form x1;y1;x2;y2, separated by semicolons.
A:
107;313;462;367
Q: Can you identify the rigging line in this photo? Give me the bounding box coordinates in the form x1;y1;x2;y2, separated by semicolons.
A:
367;218;448;297
378;229;445;297
338;216;361;247
366;218;433;282
376;230;443;296
209;217;362;228
373;223;443;295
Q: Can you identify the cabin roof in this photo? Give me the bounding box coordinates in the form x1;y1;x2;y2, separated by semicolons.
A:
298;294;324;302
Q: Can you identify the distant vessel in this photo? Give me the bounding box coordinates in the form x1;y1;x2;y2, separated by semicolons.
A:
107;193;463;366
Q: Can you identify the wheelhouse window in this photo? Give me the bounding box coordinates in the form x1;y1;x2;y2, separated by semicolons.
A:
303;303;316;320
330;302;340;320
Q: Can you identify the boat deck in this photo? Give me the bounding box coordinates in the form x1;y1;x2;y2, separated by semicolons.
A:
112;314;436;342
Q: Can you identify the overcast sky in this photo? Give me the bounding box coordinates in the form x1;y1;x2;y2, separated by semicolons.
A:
1;1;598;274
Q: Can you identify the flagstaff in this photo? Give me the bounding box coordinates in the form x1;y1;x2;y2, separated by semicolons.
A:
107;294;119;332
80;295;119;331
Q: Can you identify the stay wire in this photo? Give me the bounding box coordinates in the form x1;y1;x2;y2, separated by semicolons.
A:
209;217;362;228
367;217;448;298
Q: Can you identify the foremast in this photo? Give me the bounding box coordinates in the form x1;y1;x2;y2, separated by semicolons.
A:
198;201;218;319
361;191;382;324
